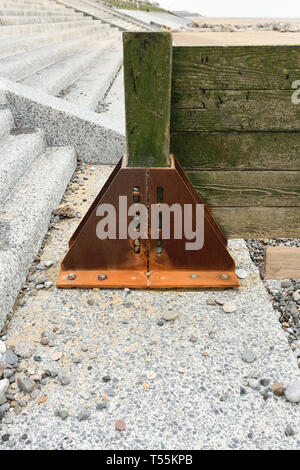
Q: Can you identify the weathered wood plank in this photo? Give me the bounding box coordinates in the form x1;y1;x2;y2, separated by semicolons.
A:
171;90;300;132
172;46;300;90
171;132;300;170
210;207;300;238
264;246;300;280
123;32;172;167
187;170;300;207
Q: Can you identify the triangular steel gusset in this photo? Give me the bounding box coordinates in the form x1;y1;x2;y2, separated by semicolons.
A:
57;156;239;289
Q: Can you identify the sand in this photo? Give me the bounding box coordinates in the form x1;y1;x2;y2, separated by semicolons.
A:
173;31;300;46
189;17;300;26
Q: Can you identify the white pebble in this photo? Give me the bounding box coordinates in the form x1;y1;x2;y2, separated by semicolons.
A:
146;371;156;380
236;269;248;279
222;302;238;313
0;341;6;355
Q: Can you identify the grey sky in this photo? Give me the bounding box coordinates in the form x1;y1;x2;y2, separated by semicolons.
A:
157;0;300;17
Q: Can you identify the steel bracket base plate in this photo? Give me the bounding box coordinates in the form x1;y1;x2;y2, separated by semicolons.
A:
58;269;239;289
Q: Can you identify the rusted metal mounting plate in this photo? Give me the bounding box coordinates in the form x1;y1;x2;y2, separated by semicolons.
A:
57;156;239;289
149;270;238;288
58;270;148;289
58;270;238;289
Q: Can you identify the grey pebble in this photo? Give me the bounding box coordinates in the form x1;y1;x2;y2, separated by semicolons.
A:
3;350;18;366
96;402;107;411
55;409;69;420
0;391;7;406
17;376;35;394
260;378;270;387
77;409;91;421
3;369;14;379
285;426;295;437
14;342;33;358
73;356;82;364
241;349;257;363
7;439;16;447
248;379;260;389
58;370;71;386
281;280;292;288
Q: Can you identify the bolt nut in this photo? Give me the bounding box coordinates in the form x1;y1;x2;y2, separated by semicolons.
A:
190;274;198;279
68;273;76;280
220;274;229;280
98;274;107;281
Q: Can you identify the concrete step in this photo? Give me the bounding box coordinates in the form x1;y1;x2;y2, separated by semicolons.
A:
62;46;123;110
98;66;125;133
1;77;125;163
68;0;153;30
0;128;46;203
92;13;144;31
1;0;66;5
0;15;91;25
0;108;14;139
0;21;114;59
0;29;119;81
21;37;120;96
0;1;69;11
57;0;148;31
0;144;77;328
0;20;109;38
0;7;85;17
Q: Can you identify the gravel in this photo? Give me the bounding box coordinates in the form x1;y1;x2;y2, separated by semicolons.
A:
247;238;300;368
0;165;299;450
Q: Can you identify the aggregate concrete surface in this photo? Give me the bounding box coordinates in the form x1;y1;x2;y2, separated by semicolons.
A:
1;164;300;450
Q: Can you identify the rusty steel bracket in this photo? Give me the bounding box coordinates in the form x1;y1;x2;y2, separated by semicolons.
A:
57;156;239;289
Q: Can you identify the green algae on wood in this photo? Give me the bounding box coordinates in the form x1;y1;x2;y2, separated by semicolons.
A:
171;132;300;170
123;32;172;167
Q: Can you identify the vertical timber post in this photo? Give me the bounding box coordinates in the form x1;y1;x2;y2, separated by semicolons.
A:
123;32;173;167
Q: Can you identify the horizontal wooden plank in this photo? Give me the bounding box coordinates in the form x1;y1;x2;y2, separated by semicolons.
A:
210;207;300;238
172;46;300;90
187;170;300;207
171;132;300;170
171;90;300;132
264;246;300;280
